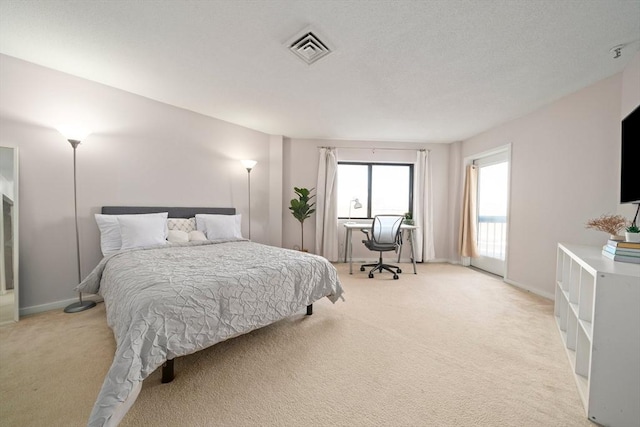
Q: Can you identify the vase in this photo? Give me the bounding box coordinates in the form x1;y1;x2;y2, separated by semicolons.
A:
610;234;624;241
625;232;640;243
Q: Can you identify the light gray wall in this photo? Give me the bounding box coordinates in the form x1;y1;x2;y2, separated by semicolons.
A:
0;55;271;312
283;138;451;261
268;135;284;247
458;52;640;298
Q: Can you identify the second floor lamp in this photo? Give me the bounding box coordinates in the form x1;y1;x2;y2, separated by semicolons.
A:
240;160;257;239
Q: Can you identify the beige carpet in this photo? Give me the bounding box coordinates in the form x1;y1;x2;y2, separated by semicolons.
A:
0;263;591;427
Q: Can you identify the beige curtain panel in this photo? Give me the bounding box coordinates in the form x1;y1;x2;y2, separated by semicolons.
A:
459;164;479;258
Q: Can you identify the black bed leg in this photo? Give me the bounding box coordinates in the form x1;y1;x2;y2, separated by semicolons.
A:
162;359;174;383
306;304;313;315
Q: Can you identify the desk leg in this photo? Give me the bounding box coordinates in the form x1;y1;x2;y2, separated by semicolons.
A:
344;228;348;263
409;229;417;274
348;228;353;274
398;229;404;263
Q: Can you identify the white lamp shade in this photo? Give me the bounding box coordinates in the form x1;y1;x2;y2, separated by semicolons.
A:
241;159;257;170
57;126;91;142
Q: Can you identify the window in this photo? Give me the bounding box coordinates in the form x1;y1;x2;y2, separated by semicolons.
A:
337;162;413;219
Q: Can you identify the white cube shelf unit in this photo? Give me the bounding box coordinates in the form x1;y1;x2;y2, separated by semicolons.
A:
555;243;640;427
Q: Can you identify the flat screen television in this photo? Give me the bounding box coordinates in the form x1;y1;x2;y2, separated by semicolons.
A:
621;105;639;204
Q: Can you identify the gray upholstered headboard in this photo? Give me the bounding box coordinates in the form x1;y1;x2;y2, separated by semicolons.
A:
101;206;235;218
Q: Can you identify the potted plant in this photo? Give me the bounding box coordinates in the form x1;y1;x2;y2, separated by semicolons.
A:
585;214;627;241
289;187;315;251
403;212;414;225
625;205;640;242
625;225;640;243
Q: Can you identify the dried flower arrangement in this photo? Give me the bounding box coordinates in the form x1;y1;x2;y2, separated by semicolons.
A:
585;214;628;236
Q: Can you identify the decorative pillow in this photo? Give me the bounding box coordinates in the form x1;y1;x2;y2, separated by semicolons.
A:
95;212;168;255
167;218;196;233
167;230;189;243
118;213;169;250
188;230;208;241
195;214;243;241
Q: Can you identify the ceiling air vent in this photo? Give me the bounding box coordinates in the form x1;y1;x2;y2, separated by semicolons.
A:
288;31;332;65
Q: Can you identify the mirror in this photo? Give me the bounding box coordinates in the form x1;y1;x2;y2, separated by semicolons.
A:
0;146;18;324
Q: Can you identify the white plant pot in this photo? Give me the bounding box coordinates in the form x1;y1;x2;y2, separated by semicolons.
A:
625;232;640;243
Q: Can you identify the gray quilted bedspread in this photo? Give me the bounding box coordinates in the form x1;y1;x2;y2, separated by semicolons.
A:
76;241;343;426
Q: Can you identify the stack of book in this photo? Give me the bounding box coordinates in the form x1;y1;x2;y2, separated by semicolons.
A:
602;240;640;264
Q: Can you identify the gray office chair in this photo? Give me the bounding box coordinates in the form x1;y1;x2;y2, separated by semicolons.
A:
360;215;404;279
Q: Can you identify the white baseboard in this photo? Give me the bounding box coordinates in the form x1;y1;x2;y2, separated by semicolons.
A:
503;278;554;300
347;258;412;264
427;258;452;263
20;294;103;317
344;258;451;264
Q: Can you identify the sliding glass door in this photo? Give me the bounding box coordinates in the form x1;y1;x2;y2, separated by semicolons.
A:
470;151;509;276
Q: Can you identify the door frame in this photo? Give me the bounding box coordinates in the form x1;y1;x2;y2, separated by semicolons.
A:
461;143;512;279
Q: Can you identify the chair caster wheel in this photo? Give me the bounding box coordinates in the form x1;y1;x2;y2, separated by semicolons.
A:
397;269;402;274
360;266;365;271
368;273;374;278
393;274;399;280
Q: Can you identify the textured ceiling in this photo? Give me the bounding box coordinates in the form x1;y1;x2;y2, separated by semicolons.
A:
1;0;639;142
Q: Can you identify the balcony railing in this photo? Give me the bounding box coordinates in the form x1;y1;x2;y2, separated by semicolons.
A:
477;215;507;260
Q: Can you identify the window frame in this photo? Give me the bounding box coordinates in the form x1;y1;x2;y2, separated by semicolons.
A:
338;161;414;219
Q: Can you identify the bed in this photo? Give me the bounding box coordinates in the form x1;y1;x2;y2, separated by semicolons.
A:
77;206;344;427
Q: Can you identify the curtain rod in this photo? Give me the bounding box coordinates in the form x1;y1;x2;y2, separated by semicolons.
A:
319;146;429;152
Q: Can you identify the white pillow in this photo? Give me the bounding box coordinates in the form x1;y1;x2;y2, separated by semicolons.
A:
188;230;208;241
95;212;168;255
118;213;169;250
168;230;189;243
95;214;122;255
195;214;243;241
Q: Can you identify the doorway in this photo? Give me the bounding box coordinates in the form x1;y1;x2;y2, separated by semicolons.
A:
470;149;510;276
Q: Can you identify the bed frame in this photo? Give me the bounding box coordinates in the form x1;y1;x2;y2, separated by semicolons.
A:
100;206;313;383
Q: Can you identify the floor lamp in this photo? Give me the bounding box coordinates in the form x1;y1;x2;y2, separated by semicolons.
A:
58;127;97;313
240;160;257;240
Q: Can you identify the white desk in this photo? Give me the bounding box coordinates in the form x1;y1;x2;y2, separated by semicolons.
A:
344;222;418;275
